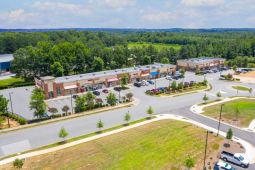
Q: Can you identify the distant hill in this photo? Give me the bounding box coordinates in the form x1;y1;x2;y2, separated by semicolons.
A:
1;28;255;33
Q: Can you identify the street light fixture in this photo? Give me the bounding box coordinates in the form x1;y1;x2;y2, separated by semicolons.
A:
217;104;224;136
70;90;74;114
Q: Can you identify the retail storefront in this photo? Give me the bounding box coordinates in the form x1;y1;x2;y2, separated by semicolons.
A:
107;78;119;87
140;70;151;80
150;71;159;79
64;84;78;95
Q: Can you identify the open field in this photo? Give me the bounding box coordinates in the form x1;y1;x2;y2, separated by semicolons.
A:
203;99;255;127
1;120;223;170
0;77;34;89
232;85;251;92
128;42;182;50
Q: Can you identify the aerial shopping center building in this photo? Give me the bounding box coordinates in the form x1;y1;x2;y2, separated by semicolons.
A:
177;57;225;71
35;63;176;99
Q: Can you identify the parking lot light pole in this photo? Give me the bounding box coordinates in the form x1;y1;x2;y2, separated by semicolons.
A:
70;90;74;114
119;90;121;104
8;92;14;115
217;104;224;136
154;78;157;89
203;130;209;170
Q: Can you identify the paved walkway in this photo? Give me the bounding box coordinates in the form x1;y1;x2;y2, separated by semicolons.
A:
0;114;254;166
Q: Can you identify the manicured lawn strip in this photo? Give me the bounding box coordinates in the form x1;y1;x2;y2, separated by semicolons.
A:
0;77;34;89
2;120;222;170
203;99;255;127
128;42;182;50
232;85;250;91
0;117;154;161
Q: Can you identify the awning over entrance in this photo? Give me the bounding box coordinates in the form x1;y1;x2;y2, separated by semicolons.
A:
150;72;159;76
141;73;150;77
108;78;119;82
64;85;78;90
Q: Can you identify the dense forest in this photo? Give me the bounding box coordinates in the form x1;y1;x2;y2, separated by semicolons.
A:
0;30;255;80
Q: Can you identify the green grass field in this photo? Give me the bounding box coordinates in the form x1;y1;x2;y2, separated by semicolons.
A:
3;120;222;170
0;77;34;89
128;42;182;50
203;99;255;127
232;85;250;92
0;77;24;87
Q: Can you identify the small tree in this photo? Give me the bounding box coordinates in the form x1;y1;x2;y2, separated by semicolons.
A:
147;106;154;118
180;69;186;78
13;158;23;169
97;120;104;132
216;91;222;100
0;95;9;113
233;65;237;73
106;92;117;106
126;92;133;101
234;106;240;121
75;95;86;113
62;105;70;116
184;156;195;170
178;82;184;90
226;128;233;146
124;112;131;125
85;92;96;110
171;81;177;92
120;75;128;88
59;127;68;143
203;94;209;104
48;107;58;116
249;88;253;97
30;88;46;118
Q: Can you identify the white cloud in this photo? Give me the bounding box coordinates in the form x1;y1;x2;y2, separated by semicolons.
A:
0;9;37;21
181;0;224;7
142;12;176;23
32;1;90;16
100;0;136;9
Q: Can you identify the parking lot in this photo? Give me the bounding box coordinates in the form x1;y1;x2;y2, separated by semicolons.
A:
0;69;246;120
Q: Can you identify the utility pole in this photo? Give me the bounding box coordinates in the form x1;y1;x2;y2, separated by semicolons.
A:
217;104;224;136
154;78;157;89
119;90;121;104
203;131;209;170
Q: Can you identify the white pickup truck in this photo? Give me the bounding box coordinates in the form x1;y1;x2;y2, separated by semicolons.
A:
220;151;249;168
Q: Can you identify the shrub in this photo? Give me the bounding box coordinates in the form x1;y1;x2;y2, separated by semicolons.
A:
50;114;62;118
13;158;24;169
1;112;27;125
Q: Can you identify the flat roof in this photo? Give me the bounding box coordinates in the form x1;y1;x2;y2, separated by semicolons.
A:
178;57;225;64
41;63;175;83
0;54;13;63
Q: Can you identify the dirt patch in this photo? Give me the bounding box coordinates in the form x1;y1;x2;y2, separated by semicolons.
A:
234;71;255;83
0;117;19;129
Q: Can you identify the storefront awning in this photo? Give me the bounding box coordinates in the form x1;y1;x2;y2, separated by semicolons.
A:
150;72;159;76
141;73;150;77
108;78;119;82
64;85;77;90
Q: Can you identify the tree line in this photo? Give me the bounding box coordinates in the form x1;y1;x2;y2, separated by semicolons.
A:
0;30;254;80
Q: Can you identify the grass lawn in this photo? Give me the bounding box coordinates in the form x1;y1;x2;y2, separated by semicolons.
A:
2;120;222;170
203;99;255;127
232;85;250;92
0;77;34;89
128;42;182;51
0;77;24;86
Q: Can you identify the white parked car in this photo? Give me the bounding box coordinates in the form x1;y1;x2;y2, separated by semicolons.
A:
166;76;173;80
220;151;249;168
214;160;236;170
141;80;149;86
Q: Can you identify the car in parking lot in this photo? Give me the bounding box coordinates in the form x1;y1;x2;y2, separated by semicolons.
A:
72;94;78;99
102;89;109;93
113;87;121;91
147;80;154;85
93;91;100;96
214;160;236;170
220;151;249;168
166;76;173;80
141;80;149;86
134;82;142;87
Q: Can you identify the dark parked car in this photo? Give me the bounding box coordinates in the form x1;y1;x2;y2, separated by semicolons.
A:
114;87;121;91
102;89;109;93
134;82;142;87
72;94;78;99
92;87;98;91
147;80;154;85
93;91;100;96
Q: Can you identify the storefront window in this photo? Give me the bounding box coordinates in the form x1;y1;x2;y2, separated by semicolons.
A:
56;87;61;96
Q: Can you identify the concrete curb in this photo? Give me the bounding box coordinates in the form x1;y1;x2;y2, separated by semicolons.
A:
0;99;138;134
0;114;254;166
190;97;255;132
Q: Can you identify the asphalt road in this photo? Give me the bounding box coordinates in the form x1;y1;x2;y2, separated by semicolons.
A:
0;71;255;169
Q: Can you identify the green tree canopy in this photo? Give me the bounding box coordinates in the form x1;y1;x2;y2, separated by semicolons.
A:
0;95;9;113
75;95;86;113
106;92;117;106
30;88;46;118
50;62;64;77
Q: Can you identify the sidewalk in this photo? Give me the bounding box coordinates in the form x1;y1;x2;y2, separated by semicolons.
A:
0;114;254;166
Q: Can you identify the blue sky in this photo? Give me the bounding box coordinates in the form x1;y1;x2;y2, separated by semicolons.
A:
0;0;254;29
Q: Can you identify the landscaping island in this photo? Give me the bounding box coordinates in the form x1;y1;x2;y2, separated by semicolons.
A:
203;98;255;127
146;80;208;97
1;120;224;170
